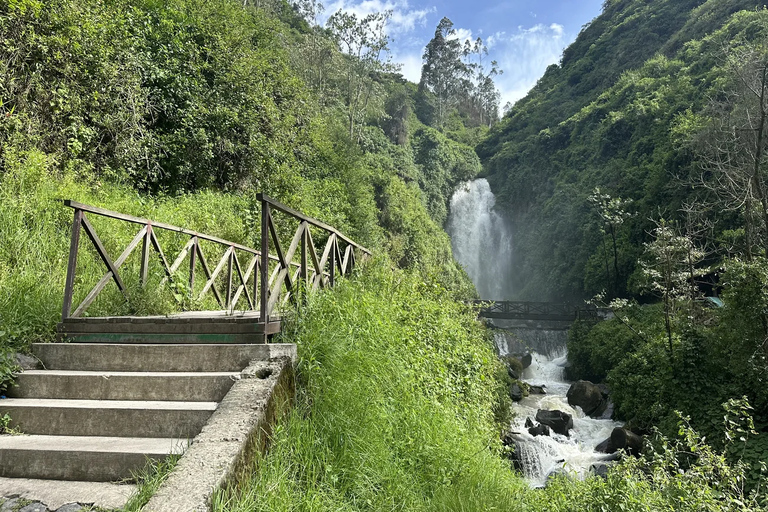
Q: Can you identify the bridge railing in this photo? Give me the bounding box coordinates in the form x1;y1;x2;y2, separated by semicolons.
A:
61;195;370;322
469;300;598;321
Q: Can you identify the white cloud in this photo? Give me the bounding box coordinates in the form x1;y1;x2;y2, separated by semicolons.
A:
450;27;474;43
485;31;505;50
321;0;434;38
492;23;570;107
395;51;423;82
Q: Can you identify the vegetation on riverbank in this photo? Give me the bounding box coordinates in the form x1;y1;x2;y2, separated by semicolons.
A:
210;258;767;511
2;0;768;509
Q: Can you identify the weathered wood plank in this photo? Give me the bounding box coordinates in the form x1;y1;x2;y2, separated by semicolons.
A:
150;228;172;279
196;243;224;307
140;224;151;286
256;193;370;254
81;214;126;292
199;246;232;301
71;226;147;318
260;201;270;323
231;255;257;311
62;209;83;319
64;200;260;255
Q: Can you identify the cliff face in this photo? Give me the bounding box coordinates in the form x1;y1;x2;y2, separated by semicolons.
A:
475;0;764;300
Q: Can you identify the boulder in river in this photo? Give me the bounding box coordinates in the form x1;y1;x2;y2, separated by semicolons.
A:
611;427;643;456
535;409;573;437
501;432;523;472
590;463;610;479
529;385;547;395
509;382;524;402
566;380;607;418
595;437;617;454
520;353;533;369
528;423;551;437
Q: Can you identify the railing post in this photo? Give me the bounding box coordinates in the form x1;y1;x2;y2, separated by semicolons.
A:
140;223;151;287
300;225;308;293
62;209;83;320
260;199;270;323
189;236;198;299
329;237;336;287
226;247;233;309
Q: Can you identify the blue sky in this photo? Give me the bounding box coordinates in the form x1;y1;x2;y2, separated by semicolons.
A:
320;0;605;106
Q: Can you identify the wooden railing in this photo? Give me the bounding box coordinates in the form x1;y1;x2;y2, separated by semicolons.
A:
470;301;598;321
61;194;371;322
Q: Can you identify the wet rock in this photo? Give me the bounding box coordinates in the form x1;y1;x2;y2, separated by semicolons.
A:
535;409;573;437
559;360;577;381
591;463;610;479
566;380;607;418
521;353;533;369
525;417;534;428
545;467;569;486
528;423;551;437
595;437;617;454
529;385;547;395
501;432;523;472
509;383;524;402
611;427;643;456
507;366;520;380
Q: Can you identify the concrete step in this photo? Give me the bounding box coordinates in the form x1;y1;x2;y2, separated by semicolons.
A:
0;435;186;482
31;343;295;372
8;371;239;402
0;399;216;438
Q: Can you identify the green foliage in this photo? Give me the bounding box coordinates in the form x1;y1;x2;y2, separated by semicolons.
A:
476;1;765;300
411;126;482;225
212;259;523;511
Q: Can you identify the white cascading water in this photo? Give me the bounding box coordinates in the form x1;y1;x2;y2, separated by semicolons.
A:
448;179;618;485
447;179;513;299
495;332;623;487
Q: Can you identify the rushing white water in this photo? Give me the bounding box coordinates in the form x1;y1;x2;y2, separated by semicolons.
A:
447;179;513;299
496;333;622;488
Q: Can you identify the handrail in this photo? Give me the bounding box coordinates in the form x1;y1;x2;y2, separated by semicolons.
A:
61;196;370;329
64;200;260;255
257;194;371;255
469;300;598;321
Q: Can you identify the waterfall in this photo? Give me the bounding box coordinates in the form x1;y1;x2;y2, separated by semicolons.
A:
447;179;513;299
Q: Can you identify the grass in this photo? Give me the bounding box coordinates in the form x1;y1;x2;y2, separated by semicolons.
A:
207;258;768;512
0;147;254;352
211;258;525;511
120;454;181;512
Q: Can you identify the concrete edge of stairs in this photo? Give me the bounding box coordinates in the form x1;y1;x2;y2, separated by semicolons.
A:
143;356;295;512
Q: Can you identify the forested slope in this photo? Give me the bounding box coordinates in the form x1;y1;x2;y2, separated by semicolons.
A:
0;0;482;348
477;0;763;300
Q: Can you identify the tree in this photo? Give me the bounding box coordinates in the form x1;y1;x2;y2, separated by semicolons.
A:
327;9;398;141
640;219;705;359
589;188;633;295
693;37;768;259
291;0;336;105
419;17;470;129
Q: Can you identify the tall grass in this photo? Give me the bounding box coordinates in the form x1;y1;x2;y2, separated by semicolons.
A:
0;148;252;351
212;259;525;511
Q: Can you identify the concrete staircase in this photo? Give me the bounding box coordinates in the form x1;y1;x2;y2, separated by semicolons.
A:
0;343;287;485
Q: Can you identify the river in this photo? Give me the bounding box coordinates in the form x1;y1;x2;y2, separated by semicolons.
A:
448;179;621;487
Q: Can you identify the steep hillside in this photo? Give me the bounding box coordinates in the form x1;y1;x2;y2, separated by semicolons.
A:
476;0;763;300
